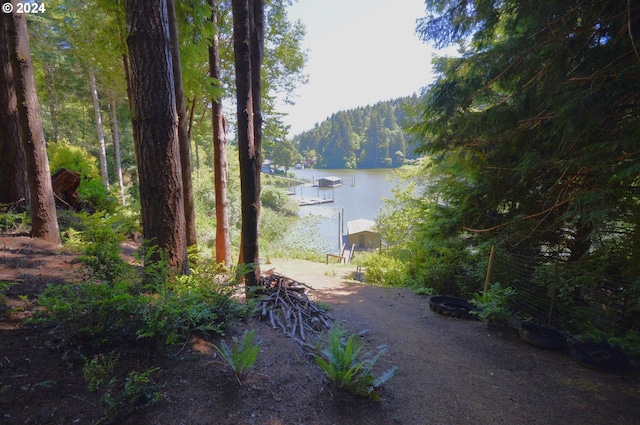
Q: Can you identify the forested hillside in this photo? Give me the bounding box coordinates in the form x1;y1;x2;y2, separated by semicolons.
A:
292;94;422;169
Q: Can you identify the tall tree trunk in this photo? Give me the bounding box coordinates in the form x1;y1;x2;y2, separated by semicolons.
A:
125;0;187;274
89;64;110;190
108;91;125;205
42;63;59;142
5;3;60;244
208;0;231;266
0;10;28;206
250;0;264;180
187;97;203;172
167;0;197;248
121;52;139;160
232;0;261;287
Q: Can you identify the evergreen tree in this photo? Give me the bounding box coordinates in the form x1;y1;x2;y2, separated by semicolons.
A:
293;95;421;168
125;0;188;273
4;4;60;243
413;1;640;266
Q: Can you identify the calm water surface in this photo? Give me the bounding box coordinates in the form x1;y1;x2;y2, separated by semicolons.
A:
285;168;397;253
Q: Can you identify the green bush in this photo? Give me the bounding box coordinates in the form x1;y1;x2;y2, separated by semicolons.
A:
100;367;162;424
83;353;118;393
36;279;142;346
0;281;13;320
259;208;295;246
78;214;128;282
82;354;162;424
362;252;410;287
35;261;246;348
0;211;29;233
471;283;517;326
138;264;247;345
315;324;397;401
47;141;116;212
261;185;298;216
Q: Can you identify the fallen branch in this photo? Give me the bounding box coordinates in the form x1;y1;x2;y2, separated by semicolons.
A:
256;270;332;345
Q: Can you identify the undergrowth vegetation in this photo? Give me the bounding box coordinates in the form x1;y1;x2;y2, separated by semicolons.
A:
29;211;249;419
212;329;261;384
315;324;397;401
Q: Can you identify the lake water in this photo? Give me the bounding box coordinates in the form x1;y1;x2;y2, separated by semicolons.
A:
284;168;398;253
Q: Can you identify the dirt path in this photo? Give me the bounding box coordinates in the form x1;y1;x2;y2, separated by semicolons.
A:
1;238;639;425
267;258;640;425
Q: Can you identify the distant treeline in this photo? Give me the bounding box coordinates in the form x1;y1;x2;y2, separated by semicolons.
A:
292;94;422;169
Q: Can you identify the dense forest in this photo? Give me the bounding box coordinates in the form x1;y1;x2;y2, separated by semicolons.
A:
292;95;422;169
0;0;309;274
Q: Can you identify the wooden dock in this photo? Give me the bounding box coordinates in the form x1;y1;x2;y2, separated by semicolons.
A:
298;197;334;206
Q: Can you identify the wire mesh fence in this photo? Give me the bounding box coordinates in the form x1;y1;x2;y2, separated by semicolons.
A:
489;249;640;350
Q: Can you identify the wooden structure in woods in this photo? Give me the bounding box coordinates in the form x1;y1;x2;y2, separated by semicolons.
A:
345;218;380;250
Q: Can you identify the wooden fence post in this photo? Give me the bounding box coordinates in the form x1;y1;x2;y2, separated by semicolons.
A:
484;245;496;293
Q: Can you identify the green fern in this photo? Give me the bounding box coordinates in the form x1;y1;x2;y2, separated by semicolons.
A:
213;329;260;384
315;325;397;401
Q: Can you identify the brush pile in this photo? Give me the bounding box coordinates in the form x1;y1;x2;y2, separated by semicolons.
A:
256;270;332;347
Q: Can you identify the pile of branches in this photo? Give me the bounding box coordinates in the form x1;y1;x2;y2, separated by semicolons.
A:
255;270;332;347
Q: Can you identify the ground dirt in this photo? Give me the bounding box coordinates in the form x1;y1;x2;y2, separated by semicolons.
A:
1;234;639;425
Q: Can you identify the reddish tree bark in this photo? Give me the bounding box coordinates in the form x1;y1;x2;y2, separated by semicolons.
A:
125;0;187;273
167;0;197;248
208;0;231;266
232;0;262;287
0;9;28;206
5;3;60;244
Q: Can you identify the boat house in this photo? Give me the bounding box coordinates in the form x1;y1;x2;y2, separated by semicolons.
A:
317;176;342;188
345;219;380;250
261;159;272;174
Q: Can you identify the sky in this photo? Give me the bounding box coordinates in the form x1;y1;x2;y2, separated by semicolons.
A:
279;0;449;136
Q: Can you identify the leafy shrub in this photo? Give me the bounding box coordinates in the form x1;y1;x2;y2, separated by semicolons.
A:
135;262;247;345
82;354;162;424
36;279;142;346
35;261;246;348
315;324;397;401
362;252;410;286
77;214;128;282
0;281;13;320
59;210;139;281
0;211;29;233
261;185;298;216
47;141;116;212
100;367;162;424
581;329;640;360
259;208;295;246
471;283;517;326
212;329;261;384
83;353;119;392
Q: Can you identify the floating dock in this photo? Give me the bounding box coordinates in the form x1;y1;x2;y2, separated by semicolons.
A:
298;197;334;206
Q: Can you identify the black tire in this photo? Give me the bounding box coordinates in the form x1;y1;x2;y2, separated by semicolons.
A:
569;340;630;373
429;296;480;319
519;322;567;350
